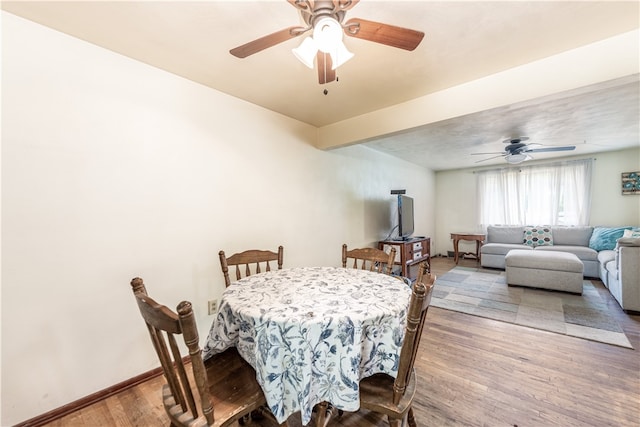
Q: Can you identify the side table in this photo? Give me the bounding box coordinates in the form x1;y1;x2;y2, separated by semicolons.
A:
450;233;485;264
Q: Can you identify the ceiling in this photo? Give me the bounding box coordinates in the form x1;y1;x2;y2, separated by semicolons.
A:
3;0;639;170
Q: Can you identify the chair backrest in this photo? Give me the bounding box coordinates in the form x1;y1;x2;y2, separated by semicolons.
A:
219;245;284;287
415;260;430;284
393;273;436;405
130;277;214;425
342;244;397;275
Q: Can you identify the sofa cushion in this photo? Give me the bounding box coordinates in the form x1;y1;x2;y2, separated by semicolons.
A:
482;243;532;256
552;226;593;246
535;245;598;261
605;260;617;276
486;226;525;244
588;226;632;251
523;226;553;247
597;249;616;265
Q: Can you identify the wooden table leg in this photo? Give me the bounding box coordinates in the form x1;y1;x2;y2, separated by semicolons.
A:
453;238;460;264
314;402;340;427
451;233;485;264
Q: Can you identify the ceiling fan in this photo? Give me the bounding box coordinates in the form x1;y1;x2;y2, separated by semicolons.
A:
229;0;425;85
472;137;577;164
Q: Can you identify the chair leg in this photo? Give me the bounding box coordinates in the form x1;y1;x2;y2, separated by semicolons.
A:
315;402;328;427
254;404;289;427
407;407;417;427
386;415;402;427
251;406;267;420
314;401;341;427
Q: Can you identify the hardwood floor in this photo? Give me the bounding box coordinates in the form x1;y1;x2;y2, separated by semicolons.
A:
43;257;640;427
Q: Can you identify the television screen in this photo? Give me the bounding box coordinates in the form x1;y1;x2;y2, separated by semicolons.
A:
398;195;414;239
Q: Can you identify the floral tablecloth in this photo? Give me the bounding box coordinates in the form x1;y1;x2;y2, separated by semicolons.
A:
203;266;412;425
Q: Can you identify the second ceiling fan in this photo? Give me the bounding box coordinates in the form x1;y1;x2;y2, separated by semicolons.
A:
473;137;577;164
229;0;425;84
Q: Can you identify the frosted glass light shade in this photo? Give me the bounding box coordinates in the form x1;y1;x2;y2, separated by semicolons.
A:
507;154;532;164
313;17;343;53
292;37;317;68
330;42;354;69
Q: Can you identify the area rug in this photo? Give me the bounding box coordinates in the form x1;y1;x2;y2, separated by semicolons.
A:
432;266;633;349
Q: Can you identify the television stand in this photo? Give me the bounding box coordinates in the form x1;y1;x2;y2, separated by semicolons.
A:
391;236;425;242
378;237;430;281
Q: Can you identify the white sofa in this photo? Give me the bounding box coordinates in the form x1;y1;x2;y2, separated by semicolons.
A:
480;225;640;313
597;238;640;313
481;226;598;276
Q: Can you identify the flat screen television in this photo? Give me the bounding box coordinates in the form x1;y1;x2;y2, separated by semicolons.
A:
397;194;414;240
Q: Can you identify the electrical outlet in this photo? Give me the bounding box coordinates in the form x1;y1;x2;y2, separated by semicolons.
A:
208;299;218;315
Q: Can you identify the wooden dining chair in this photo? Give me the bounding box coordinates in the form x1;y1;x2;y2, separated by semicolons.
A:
415;259;430;285
342;244;397;275
392;260;430;287
357;272;436;427
130;277;287;427
219;245;284;287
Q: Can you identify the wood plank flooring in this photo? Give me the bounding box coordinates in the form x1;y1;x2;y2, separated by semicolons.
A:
43;257;640;427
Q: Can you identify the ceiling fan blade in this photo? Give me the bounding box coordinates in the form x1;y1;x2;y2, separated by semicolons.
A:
344;18;425;51
317;52;336;84
230;26;307;58
525;146;576;153
474;154;506;163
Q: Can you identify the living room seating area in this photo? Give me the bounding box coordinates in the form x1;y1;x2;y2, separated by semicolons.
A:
481;225;640;312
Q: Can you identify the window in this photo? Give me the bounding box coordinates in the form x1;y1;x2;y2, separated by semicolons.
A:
476;159;593;228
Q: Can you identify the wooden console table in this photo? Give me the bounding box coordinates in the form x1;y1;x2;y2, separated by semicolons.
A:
450;233;485;264
378;237;430;281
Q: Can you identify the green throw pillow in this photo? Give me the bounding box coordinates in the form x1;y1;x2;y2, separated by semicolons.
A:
588;226;632;251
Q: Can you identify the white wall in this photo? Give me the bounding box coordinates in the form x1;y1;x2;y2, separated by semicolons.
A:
434;147;640;256
589;148;640;226
0;13;435;425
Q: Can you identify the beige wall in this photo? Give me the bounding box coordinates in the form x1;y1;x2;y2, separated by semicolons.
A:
3;10;637;426
434;147;640;256
1;13;435;425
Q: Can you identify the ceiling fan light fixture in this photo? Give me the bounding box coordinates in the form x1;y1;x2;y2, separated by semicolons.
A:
506;154;532;164
292;36;317;68
314;17;354;69
293;16;354;71
329;42;354;69
231;2;425;85
313;17;343;52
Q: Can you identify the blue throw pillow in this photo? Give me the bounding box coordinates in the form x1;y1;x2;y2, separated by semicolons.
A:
589;226;632;251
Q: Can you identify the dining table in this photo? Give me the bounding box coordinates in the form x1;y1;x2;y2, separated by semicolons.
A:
203;266;412;425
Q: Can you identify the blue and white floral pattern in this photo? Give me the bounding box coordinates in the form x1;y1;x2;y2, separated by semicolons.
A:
203;267;411;425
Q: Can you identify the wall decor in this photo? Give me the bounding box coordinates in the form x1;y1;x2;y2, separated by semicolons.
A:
621;171;640;195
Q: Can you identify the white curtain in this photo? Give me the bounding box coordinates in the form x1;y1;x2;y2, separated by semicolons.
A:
476;159;593;228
